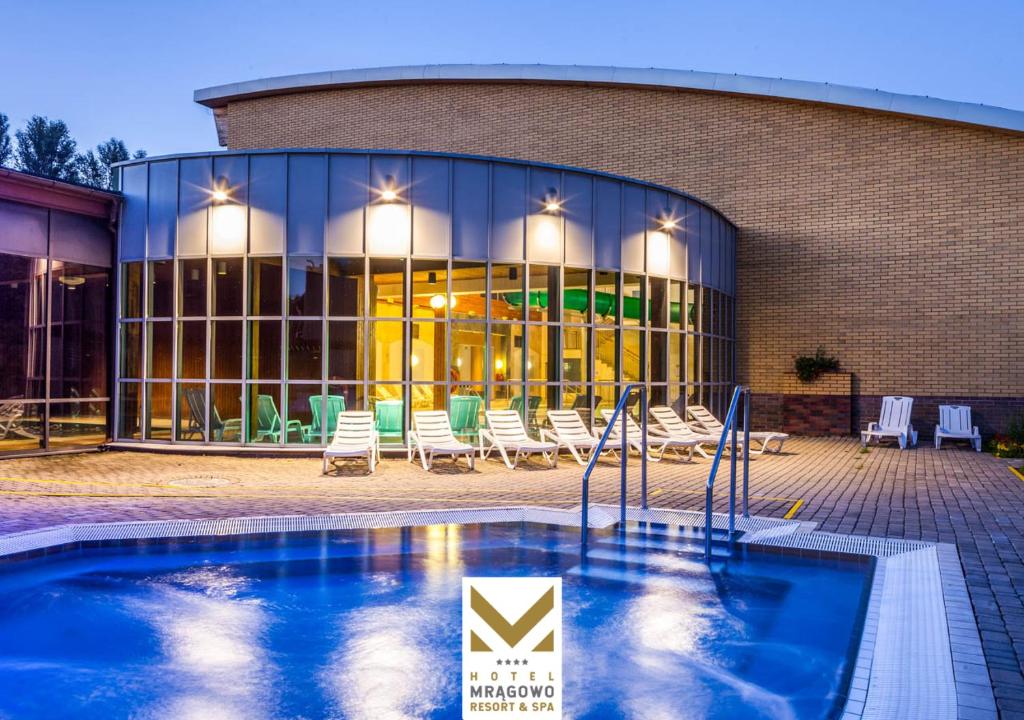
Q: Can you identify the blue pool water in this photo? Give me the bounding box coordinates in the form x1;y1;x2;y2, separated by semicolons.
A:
0;522;871;719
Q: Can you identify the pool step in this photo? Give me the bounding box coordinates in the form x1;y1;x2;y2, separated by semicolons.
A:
596;533;733;559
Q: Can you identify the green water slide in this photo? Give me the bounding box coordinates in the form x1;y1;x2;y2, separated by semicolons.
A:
502;289;693;324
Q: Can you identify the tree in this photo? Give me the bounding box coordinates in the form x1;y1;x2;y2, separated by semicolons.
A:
82;138;147;189
75;149;106;188
0;113;11;167
15;116;78;181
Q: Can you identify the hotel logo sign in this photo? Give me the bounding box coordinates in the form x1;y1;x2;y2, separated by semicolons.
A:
462;577;562;718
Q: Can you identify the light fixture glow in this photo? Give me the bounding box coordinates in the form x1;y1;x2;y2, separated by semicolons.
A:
542;188;561;214
211;189;229;204
410;353;419;367
660;218;678;231
378;174;400;203
494;358;504;371
456;357;463;368
429;294;446;310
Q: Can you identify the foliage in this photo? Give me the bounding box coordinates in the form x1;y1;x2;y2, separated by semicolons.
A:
794;346;840;382
15;116;78;181
988;414;1024;458
75;150;106;187
0;113;11;167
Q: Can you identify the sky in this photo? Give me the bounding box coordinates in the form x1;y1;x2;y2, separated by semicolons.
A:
2;0;1023;157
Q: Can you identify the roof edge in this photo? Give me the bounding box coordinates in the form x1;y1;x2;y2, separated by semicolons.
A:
193;63;1024;135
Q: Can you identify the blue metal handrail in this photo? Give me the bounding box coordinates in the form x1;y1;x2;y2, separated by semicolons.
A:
580;384;647;546
703;385;749;561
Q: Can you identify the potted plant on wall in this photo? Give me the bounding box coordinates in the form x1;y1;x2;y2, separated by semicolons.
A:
794;346;840;382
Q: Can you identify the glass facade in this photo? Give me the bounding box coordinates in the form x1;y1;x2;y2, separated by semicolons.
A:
114;151;736;448
0;198;113;454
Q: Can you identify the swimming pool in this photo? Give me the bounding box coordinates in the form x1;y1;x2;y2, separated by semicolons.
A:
0;521;871;719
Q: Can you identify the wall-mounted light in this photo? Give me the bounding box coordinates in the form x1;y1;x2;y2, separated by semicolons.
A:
378;174;399;203
427;271;437;285
216;260;228;276
494;358;505;371
658;209;678;232
429;294;457;310
542;188;561;214
210;176;231;205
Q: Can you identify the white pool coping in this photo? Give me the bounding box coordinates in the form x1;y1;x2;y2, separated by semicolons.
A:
0;505;993;720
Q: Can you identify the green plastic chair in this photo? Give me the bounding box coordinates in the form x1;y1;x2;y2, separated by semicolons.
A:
255;394;307;443
374;399;405;443
309;395;347;439
449;395;482;443
510;395;542;430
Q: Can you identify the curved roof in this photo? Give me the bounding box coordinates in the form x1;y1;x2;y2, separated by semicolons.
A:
194;63;1024;135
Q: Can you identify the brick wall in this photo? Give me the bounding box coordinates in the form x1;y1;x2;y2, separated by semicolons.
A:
219;82;1024;431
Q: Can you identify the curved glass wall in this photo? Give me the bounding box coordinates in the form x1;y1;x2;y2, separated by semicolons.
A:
114;151;736;448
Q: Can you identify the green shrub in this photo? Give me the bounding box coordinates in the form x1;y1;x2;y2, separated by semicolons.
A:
794;347;840;382
989;413;1024;458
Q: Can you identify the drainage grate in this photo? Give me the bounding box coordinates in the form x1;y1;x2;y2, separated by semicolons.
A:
753;530;933;558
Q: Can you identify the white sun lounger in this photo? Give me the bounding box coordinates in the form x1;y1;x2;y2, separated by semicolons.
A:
541;410;616;466
934;405;981;452
408;411;476;470
599;408;698;462
687;404;788;455
480;410;558;469
322;412;378;474
861;396;918;449
649;406;722;459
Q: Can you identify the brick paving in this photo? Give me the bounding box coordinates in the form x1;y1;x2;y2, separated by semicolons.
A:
1;438;1023;717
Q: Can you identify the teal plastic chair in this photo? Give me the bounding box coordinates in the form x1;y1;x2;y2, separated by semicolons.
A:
255;394;307;443
309;395;347;439
374;399;405;443
509;395;542;431
450;395;482;443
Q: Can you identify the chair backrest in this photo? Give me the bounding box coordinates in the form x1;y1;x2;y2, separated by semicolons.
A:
484;410;531;443
374;399;404;437
546;410;594;443
412;411;457;444
599;408;643;439
450;395;482;436
651;405;699;438
509;396;524;414
939;404;972;433
256;394;281;433
310;395;347;434
184;387;206;430
878;396;914;431
571;394;591;410
330;411;375;447
687;405;724;433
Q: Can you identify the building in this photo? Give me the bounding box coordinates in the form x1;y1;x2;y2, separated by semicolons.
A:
2;64;1021;455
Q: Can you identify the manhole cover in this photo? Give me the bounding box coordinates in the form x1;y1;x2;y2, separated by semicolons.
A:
166;476;233;488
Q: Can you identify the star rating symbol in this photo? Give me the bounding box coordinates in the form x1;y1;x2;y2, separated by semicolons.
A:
496;658;529;666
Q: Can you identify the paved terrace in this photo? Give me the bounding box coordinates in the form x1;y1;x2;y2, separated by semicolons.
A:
0;437;1021;718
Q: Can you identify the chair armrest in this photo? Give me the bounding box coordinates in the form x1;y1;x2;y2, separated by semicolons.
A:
866;422;879;432
407;430;418;446
479;428;496;445
647;426;670;438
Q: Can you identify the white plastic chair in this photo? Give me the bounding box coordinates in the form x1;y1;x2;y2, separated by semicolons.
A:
649;406;721;459
861;396;918;449
599;408;698;462
541;410;616;466
935;405;981;452
322;412;378;474
408;411;476;470
480;410;558;468
687;404;788;455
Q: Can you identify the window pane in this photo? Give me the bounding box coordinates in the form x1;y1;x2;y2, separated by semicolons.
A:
212;258;243;316
650;331;666;383
563;268;590;324
527;325;558;382
49;400;107;449
248;384;300;443
701;287;712;333
411;384;446;413
370;385;404;446
370;258;404;317
701;336;712;384
146;321;173;379
449;388;484;443
145;382;172;440
622;329;642;382
686;284;697;332
411;260;449;319
450;263;486;320
595;329;616;382
49;261;109;400
528;265;559;322
211;383;243;442
369;320;404;382
178;321;206;379
288;320;322;380
650;278;668;328
686;334;697;384
0;401;40;453
669;332;682;383
327;320;363;381
328;257;365;317
670;280;684;330
176;382;205;441
411;321;446;382
121;261;143;318
288;256;323;316
147;260;174;317
211;321;243;379
118;382;141;439
490;323;523;382
285;384;319;444
451;322;486;383
120;323;142;379
622;274;643;327
248;320;281;380
562;326;588;383
490;263;523;321
594;271;617;324
249;257;283;316
179;259;207;317
326;384;365;417
527;384;557;432
489;384;518;412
